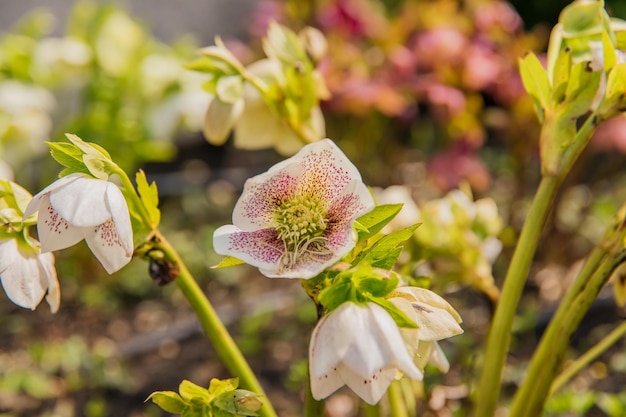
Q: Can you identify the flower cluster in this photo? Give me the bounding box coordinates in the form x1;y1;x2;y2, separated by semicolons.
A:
214;138;463;404
214;139;374;278
190;23;328;155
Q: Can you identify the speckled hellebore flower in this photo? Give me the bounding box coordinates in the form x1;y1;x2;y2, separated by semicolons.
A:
24;173;134;274
308;301;424;405
213;139;374;278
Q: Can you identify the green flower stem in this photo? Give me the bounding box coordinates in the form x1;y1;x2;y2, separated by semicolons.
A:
153;230;278;417
550;320;626;395
508;244;626;417
362;401;381;417
109;165;155;229
388;380;409;417
558;112;600;184
304;375;325;417
473;174;560;417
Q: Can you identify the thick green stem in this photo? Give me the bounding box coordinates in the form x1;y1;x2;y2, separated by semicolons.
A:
550;320;626;395
388;380;409;417
473;175;560;417
304;373;325;417
154;231;278;417
508;247;625;417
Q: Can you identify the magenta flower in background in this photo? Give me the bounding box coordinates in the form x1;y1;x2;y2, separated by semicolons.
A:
213;139;374;279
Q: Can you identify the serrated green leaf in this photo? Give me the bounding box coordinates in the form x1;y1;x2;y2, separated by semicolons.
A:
318;277;352;311
358;274;399;298
48;142;84;168
207;377;239;399
357;224;419;269
365;296;417;329
355;204;402;242
136;169;160;228
211;256;245;269
179;380;210;403
147;391;186;414
519;52;551;122
213;390;263;416
65;133;109;159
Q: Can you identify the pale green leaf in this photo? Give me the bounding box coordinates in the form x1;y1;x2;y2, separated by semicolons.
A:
355;204;402;242
147;391;186;414
211;256;245;269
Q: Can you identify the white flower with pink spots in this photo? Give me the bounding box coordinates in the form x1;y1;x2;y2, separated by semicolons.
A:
213;139;374;279
24;173;133;274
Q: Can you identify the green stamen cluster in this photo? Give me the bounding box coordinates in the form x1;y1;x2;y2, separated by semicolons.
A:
274;195;331;268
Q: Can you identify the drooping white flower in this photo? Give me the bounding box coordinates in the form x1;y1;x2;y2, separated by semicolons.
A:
309;301;423;405
213;139;374;279
0;238;59;313
389;287;463;373
24;173;134;274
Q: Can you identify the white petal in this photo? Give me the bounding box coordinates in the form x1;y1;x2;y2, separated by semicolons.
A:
24;173;85;218
393;287;463;323
309;315;346;400
428;341;450;373
338;363;396;405
0;239;46;310
104;183;134;256
410;301;464;341
203;96;243;145
365;303;424;381
85;219;132;274
36;196;89;252
39;252;60;313
213;225;283;273
49;175;111;227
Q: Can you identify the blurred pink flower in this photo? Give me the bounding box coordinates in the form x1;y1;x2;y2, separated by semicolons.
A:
474;1;522;35
590;115;626;153
317;0;388;38
428;144;492;192
247;0;286;38
414;27;468;70
463;44;503;91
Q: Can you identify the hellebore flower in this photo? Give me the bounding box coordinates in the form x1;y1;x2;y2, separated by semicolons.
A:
308;301;423;405
24;173;134;274
0;238;59;313
214;139;374;279
389;287;463;373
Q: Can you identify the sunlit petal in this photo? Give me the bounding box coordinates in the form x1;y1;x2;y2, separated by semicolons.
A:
49;175;111;227
36;197;89;252
0;239;45;310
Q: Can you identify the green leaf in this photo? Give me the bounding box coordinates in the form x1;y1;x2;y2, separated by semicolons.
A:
357;224;419;269
83;154;108;180
213;390;263;416
207;377;239;399
147;391;186;414
602;25;617;72
519;52;551;122
179;380;210;403
551;47;572;104
560;0;604;36
136;169;160;228
365;296;418;329
211;256;245;269
562;61;601;117
48;142;85;169
318;276;352;311
358;274;399;298
355;204;402;242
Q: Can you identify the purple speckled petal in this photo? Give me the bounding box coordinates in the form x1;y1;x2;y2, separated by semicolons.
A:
214;225;284;270
232;164;303;231
325;179;375;250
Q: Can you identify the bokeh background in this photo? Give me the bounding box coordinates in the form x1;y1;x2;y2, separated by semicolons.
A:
3;1;626;416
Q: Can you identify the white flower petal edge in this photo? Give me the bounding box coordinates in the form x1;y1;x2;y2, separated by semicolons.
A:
24;173;134;274
0;239;59;313
309;302;423;405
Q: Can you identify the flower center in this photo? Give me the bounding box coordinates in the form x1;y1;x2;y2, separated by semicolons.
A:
273;195;332;269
